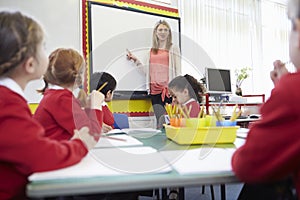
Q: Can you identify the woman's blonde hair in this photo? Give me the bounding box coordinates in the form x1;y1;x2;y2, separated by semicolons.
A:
0;11;44;76
152;20;172;54
38;48;85;94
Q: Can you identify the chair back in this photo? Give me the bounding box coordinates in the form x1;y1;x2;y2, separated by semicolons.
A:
113;113;129;129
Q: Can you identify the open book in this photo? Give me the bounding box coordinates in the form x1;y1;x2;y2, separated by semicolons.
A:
100;128;162;143
29;146;172;182
236;128;249;139
95;134;143;148
161;148;236;175
105;128;161;135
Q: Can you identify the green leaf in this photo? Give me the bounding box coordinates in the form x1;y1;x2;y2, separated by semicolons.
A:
235;67;252;87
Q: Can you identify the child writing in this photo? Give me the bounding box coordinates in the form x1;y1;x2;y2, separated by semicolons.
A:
0;11;96;199
33;48;105;141
167;74;206;200
90;72;116;133
168;74;205;117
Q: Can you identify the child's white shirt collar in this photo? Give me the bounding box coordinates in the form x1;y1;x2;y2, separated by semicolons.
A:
0;77;26;100
48;85;107;106
183;98;196;106
48;84;65;90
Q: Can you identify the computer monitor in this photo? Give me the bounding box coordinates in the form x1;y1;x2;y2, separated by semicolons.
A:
205;67;232;94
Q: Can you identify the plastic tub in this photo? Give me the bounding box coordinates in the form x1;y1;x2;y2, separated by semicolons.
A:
164;125;239;145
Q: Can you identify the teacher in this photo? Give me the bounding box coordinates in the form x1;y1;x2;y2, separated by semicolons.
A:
127;20;181;128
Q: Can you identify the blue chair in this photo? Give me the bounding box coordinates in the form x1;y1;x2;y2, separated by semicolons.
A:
113;113;129;129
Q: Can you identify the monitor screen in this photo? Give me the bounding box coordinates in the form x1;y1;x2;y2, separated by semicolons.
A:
205;68;232;94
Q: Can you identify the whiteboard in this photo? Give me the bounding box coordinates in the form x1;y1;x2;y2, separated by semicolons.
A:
89;2;180;91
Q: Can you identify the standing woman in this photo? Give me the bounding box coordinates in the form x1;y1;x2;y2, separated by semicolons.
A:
127;20;181;128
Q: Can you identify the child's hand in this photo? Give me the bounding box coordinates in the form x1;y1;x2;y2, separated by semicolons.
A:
102;123;113;133
87;90;104;110
72;126;97;150
77;89;88;108
270;60;289;85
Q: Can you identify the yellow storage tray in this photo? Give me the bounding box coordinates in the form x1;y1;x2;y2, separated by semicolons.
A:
164;125;239;145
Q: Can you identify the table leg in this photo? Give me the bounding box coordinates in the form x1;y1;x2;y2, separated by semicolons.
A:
162;188;168;200
221;184;226;200
178;187;184;200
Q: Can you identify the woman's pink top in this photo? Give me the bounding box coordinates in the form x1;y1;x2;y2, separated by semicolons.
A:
149;49;170;101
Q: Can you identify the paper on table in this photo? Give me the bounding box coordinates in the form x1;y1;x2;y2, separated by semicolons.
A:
236;128;249;139
105;129;126;135
106;128;161;135
95;134;143;148
123;128;161;134
123;128;161;138
161;148;236;175
29;147;171;182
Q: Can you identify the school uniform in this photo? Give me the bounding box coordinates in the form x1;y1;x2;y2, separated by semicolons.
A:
0;78;87;200
183;98;201;118
34;86;103;141
232;71;300;198
102;102;114;127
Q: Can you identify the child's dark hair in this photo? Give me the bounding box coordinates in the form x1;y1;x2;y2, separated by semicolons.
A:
168;74;205;103
90;72;116;96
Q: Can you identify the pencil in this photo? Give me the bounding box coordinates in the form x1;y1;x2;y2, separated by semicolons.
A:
211;105;223;121
187;105;192;118
104;135;127;142
97;81;108;92
230;110;242;121
179;106;189;119
198;104;204;118
230;104;238;121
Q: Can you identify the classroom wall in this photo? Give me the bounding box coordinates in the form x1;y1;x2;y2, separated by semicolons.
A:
0;0;82;103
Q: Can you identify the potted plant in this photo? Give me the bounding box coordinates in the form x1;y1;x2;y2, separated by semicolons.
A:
235;67;252;96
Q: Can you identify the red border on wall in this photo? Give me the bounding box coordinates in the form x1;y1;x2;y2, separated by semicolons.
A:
116;112;155;117
82;0;88;91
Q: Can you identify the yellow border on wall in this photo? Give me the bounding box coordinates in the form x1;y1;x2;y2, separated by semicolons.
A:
84;0;91;93
29;100;153;114
89;0;179;17
107;99;153;113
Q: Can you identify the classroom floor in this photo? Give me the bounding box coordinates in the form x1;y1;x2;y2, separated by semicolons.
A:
139;183;243;200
